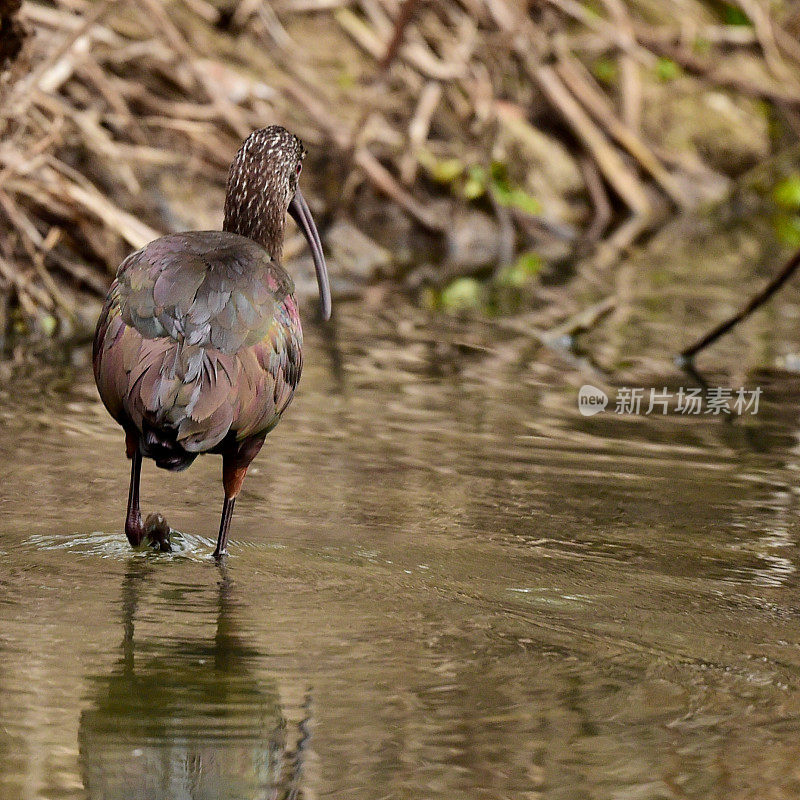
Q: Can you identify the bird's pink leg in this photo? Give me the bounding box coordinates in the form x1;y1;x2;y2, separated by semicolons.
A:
212;435;267;559
213;461;247;559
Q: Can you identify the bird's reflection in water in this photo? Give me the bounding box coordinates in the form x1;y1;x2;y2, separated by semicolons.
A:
78;561;309;800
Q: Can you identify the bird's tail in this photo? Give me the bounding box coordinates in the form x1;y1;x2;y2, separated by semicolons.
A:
139;423;197;472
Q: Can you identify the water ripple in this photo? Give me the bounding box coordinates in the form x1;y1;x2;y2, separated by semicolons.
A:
24;530;215;561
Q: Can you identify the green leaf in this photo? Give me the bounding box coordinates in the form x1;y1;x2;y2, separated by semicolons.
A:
462;165;487;200
418;150;464;184
490;183;541;215
486;161;541;215
499;187;541;215
655;57;681;82
440;277;483;312
722;4;751;25
432;158;464;183
39;314;57;337
592;57;618;85
495;252;542;288
773;175;800;211
489;160;510;188
774;214;800;247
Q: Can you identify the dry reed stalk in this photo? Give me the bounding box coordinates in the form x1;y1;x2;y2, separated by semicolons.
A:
0;0;798;339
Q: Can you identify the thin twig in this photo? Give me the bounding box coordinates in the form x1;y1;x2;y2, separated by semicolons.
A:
679;247;800;363
553;56;688;208
379;0;422;70
534;64;652;217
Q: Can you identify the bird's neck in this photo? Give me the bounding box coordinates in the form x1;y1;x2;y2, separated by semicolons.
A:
223;203;285;262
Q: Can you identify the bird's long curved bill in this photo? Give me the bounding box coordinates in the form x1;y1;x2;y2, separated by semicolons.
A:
289;190;331;320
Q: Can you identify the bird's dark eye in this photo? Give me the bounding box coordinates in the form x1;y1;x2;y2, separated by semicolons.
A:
296;163;302;177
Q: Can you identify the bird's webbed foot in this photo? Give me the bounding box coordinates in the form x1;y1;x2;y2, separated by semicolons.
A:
143;512;172;552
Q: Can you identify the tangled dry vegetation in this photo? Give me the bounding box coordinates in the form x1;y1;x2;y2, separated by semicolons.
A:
1;0;800;341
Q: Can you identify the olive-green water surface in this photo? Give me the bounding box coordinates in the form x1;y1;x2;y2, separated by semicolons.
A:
5;216;800;798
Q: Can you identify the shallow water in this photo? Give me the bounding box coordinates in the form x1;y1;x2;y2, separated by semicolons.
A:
6;224;800;798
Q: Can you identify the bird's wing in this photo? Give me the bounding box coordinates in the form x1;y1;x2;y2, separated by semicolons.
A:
115;231;294;353
93;232;302;452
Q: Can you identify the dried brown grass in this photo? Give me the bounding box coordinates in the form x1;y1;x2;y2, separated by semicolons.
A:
1;0;800;337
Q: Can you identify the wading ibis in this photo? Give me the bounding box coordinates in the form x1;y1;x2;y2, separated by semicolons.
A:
93;126;331;558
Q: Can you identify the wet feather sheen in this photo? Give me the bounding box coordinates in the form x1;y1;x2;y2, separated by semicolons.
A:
93;128;305;467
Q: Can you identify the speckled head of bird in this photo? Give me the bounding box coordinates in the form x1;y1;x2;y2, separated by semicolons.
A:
223;125;331;320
